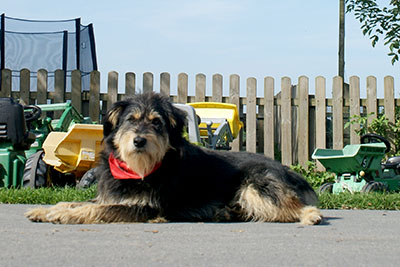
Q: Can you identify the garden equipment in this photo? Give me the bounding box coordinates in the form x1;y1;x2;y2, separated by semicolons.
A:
312;134;400;193
42;123;103;178
188;102;243;150
0;97;92;187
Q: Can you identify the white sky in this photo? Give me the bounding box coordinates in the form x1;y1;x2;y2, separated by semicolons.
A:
1;0;398;97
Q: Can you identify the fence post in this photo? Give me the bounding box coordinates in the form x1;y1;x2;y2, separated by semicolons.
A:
71;70;82;113
54;69;65;103
125;72;136;98
297;76;309;167
349;76;360;144
107;71;118;110
246;77;257;153
177;73;188;104
281;77;292;166
89;70;100;122
143;72;153;93
20;69;30;105
160;72;170;96
195;73;206;102
230;74;240;151
332;76;344;149
264;76;274;159
384;76;395;124
366;76;377;123
212;74;223;102
0;69;11;97
37;69;47;104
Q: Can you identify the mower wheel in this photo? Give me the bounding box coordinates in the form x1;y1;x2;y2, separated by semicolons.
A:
77;167;99;189
361;181;388;193
318;183;333;194
22;151;49;188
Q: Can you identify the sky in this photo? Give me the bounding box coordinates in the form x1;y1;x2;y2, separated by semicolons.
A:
1;0;398;97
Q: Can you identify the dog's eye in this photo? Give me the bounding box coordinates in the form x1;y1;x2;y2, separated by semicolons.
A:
152;118;162;126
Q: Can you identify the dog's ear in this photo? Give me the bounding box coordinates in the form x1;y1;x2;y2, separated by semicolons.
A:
167;104;187;147
103;100;130;137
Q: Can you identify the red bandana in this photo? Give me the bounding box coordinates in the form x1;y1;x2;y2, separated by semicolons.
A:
108;153;161;179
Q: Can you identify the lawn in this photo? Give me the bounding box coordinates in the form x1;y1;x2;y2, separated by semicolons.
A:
1;186;400;210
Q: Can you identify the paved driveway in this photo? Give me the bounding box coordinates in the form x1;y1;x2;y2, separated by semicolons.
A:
0;204;399;266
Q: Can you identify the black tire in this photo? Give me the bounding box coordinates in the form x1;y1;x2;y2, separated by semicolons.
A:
22;151;49;188
318;183;333;194
77;167;99;189
361;181;388;193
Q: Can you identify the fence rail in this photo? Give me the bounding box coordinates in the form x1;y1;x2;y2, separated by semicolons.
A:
1;68;398;167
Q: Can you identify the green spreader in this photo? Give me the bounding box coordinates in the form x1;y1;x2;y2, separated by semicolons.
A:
312;134;400;194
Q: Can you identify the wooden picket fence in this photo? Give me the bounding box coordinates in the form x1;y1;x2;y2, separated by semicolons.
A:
0;68;398;167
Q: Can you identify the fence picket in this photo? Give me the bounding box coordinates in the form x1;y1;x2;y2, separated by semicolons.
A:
19;69;30;105
71;70;82;113
246;77;257;153
281;77;292;166
195;74;206;102
89;70;100;122
384;76;395;123
315;76;326;170
297;76;309;166
332;76;344;149
366;76;377;123
349;76;360;144
37;69;47;104
54;69;65;104
160;72;170;96
143;72;153;93
177;73;188;104
125;72;136;98
212;74;223;102
107;71;118;110
0;69;12;97
264;76;274;158
229;74;241;151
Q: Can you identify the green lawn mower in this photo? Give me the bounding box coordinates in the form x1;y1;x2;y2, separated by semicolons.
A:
312;133;400;194
0;98;90;188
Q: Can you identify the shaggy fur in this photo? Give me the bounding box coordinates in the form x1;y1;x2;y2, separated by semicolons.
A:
26;92;322;225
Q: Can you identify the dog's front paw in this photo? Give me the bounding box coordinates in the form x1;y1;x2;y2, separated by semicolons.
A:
45;209;82;224
300;206;323;225
25;207;51;222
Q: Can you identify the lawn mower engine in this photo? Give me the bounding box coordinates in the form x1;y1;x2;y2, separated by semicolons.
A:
0;98;37;187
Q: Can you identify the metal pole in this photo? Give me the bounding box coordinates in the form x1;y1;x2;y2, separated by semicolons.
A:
339;0;345;79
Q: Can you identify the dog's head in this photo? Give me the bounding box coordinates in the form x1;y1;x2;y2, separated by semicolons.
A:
103;92;186;177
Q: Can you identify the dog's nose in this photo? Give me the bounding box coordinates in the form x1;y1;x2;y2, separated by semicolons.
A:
133;137;147;148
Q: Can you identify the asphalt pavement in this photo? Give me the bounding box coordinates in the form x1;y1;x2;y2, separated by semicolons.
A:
1;204;399;267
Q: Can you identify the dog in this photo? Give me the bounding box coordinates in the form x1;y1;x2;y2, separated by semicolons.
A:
25;92;322;225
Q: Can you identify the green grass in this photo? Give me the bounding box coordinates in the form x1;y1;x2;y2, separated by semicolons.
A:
318;192;400;210
0;185;400;210
0;186;97;204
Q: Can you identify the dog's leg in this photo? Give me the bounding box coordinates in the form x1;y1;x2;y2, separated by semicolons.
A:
235;184;322;225
25;202;88;222
26;204;160;224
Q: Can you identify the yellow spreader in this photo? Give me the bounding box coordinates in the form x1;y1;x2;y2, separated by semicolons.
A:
188;102;243;150
42;124;103;176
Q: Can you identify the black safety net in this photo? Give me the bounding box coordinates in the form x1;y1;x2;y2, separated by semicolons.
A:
0;13;97;93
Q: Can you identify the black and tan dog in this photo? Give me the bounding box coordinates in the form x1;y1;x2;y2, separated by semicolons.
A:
26;92;322;225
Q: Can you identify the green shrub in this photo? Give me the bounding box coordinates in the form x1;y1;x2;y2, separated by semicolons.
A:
345;109;400;156
291;161;335;189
